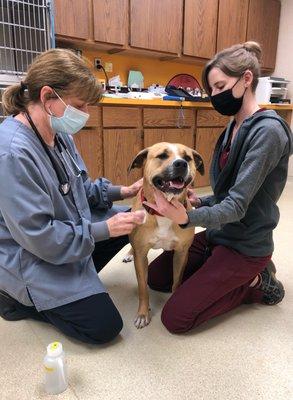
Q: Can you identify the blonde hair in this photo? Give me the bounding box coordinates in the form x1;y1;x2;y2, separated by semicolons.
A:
202;41;262;96
2;48;102;115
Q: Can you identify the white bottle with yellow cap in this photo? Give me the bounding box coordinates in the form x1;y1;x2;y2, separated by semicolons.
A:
44;341;68;395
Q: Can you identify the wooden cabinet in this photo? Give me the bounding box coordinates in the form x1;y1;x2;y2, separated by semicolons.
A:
93;0;128;46
144;129;194;149
143;108;194;128
196;110;230;127
130;0;183;54
103;129;142;185
74;106;103;179
54;0;91;40
217;0;249;52
246;0;281;70
183;0;218;59
54;0;282;70
74;104;292;188
103;107;141;127
143;107;195;160
195;110;228;187
102;106;142;185
74;128;103;179
195;127;223;187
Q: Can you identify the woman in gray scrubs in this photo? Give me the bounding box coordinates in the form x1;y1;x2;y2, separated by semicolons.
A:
0;49;144;344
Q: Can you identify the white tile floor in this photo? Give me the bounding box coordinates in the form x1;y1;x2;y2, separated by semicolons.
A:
0;178;292;400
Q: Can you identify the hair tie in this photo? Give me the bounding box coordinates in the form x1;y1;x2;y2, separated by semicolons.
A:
20;81;27;92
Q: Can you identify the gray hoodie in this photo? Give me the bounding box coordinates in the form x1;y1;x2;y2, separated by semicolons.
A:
186;110;293;256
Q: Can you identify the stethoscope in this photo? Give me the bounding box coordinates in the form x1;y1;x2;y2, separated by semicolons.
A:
24;111;82;196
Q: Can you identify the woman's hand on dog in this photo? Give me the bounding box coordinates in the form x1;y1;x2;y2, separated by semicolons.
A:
187;188;201;208
120;178;143;199
106;211;145;237
143;190;190;225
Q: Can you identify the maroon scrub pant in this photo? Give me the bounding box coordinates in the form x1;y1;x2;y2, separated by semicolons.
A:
147;231;271;333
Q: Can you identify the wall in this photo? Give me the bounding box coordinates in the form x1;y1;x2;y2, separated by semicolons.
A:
83;49;204;88
274;0;293;176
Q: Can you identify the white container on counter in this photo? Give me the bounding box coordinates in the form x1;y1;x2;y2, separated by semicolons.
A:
255;77;272;104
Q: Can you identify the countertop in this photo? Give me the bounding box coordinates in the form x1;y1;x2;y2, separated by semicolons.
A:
99;97;293;110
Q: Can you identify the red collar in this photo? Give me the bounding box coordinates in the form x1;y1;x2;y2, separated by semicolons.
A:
141;189;163;216
140;189;187;217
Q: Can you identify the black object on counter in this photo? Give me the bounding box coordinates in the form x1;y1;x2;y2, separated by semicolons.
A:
165;85;210;102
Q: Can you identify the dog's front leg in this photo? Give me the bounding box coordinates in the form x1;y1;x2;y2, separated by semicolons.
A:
172;248;189;292
133;249;151;329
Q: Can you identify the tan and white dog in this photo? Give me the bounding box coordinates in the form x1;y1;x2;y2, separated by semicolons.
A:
127;142;204;328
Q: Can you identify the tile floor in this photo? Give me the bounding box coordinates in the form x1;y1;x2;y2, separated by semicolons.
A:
0;179;292;400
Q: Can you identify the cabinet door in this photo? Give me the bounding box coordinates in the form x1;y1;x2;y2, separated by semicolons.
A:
195;127;223;187
103;129;142;185
217;0;249;52
143;108;194;128
74;128;103;180
93;0;128;46
274;110;292;126
130;0;183;54
144;129;194;149
54;0;91;40
183;0;218;59
246;0;281;70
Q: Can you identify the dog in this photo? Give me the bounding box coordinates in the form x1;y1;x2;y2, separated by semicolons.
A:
127;142;204;328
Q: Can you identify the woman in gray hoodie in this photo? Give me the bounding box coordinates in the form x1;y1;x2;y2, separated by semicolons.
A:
145;41;292;334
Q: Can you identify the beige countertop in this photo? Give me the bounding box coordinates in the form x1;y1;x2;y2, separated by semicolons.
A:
99;97;293;110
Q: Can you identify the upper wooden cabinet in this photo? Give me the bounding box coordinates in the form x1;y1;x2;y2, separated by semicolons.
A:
54;0;91;40
130;0;183;55
246;0;281;70
54;0;282;71
217;0;249;52
183;0;218;59
93;0;128;46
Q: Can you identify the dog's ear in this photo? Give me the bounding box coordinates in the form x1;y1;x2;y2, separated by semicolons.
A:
192;150;205;176
127;148;149;173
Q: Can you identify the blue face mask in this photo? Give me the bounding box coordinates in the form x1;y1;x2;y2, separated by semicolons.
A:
49;91;89;135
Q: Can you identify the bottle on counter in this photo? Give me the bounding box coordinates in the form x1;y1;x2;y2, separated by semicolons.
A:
44;341;68;395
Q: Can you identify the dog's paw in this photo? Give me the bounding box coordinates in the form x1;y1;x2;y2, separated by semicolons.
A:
134;311;151;329
122;254;134;263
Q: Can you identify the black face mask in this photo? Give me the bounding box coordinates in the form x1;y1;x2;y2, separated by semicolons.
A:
210;77;247;116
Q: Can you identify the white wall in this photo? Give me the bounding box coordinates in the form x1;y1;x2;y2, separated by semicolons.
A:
274;0;293;176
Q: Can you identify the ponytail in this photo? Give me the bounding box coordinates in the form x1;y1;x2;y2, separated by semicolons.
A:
2;81;29;115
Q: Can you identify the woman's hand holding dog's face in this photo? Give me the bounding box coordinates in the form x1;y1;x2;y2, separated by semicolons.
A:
143;189;189;225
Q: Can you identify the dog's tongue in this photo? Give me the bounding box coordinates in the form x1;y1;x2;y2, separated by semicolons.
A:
169;179;185;189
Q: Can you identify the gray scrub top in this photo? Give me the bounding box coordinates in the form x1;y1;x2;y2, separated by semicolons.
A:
0;116;124;311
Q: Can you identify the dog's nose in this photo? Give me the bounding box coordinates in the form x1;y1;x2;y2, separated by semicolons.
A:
173;159;188;170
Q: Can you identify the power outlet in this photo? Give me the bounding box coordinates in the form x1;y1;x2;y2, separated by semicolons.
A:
94;58;102;69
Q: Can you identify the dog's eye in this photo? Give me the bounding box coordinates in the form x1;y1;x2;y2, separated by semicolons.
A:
156;152;168;160
184;155;192;162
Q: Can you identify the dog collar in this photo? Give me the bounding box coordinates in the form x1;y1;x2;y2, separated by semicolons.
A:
140;189;187;217
141;190;163;216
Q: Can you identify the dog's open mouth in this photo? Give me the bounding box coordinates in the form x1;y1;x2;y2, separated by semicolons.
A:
152;175;191;194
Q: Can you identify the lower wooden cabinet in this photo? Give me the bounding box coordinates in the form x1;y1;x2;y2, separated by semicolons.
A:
144;128;194;148
103;129;143;186
74;105;291;189
195;127;224;187
74;128;103;179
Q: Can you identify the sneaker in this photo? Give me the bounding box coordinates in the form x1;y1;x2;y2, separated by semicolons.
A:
259;261;285;305
0;290;28;321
